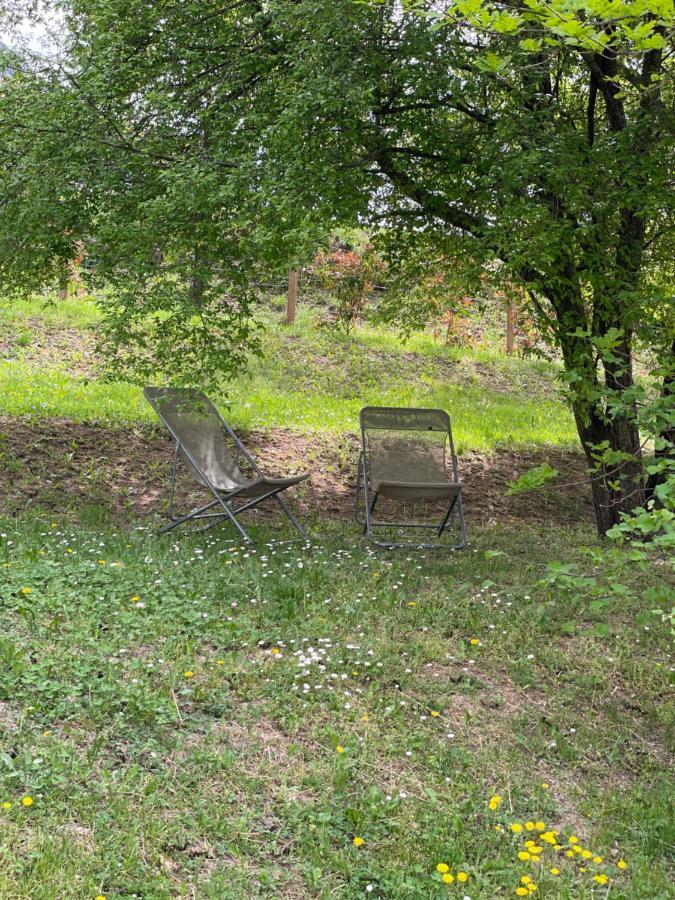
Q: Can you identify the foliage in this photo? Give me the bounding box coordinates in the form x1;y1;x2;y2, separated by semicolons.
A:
0;0;673;532
311;243;386;333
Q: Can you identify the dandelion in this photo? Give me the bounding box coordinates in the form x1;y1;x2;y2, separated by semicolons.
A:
353;836;364;847
518;851;531;861
336;745;345;753
516;889;529;897
431;710;440;717
216;659;225;665
442;873;455;884
130;595;141;603
470;638;479;645
489;794;502;810
568;835;578;844
1;802;11;810
271;647;281;655
534;821;545;831
436;864;450;874
530;846;543;855
510;823;523;833
21;796;33;807
617;860;628;869
20;587;31;595
549;868;560;876
525;821;535;831
565;851;575;859
520;877;532;885
541;783;549;789
581;850;592;860
457;872;468;883
183;670;194;678
593;874;609;885
95;896;106;900
593;855;603;864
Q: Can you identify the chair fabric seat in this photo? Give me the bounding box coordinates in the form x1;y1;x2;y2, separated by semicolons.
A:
370;479;462;502
215;473;309;497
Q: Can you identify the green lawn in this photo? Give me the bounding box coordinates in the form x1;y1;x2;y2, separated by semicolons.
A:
0;519;671;899
0;295;670;899
0;299;577;452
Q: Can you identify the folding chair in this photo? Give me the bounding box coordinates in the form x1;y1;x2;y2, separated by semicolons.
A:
144;386;309;543
355;406;467;549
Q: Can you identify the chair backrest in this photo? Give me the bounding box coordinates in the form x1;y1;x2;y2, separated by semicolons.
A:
359;406;459;484
144;386;251;492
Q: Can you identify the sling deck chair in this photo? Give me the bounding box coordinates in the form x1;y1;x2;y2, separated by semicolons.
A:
144;386;309;543
355;406;467;549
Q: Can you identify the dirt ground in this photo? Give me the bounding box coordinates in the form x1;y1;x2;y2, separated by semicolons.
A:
0;417;594;528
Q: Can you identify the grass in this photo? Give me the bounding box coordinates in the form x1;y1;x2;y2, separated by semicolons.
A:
0;294;672;898
0;298;578;451
0;517;672;899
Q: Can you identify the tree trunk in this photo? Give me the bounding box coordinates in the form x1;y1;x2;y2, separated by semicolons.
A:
552;282;644;536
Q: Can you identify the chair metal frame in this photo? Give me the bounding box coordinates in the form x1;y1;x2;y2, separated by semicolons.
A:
355;406;467;550
145;388;309;544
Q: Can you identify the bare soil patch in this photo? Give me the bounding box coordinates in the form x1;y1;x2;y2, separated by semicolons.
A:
0;416;593;527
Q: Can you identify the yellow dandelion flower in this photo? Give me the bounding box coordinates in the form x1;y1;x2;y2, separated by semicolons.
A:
518;851;531;861
593;874;609;885
216;659;225;665
520;876;532;885
183;670;194;678
95;896;106;900
489;794;502;810
336;745;345;753
617;860;628;870
361;714;369;721
525;821;535;831
530;846;543;855
470;638;479;645
534;821;545;831
541;832;556;844
457;872;468;883
579;867;587;873
554;844;562;851
549;868;560;876
20;587;32;595
271;647;281;655
581;850;592;859
525;840;536;848
593;855;603;864
568;835;578;844
407;601;417;607
527;886;537;894
565;850;575;859
516;889;529;897
431;710;440;717
1;801;11;810
130;595;141;603
353;836;364;847
541;782;549;789
495;824;504;832
436;864;450;874
21;796;33;807
442;873;454;884
510;823;523;833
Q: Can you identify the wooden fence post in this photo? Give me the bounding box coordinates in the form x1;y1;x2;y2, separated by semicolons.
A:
285;269;298;325
506;298;516;355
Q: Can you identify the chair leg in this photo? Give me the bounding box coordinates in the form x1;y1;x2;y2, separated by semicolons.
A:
168;442;180;520
273;493;309;542
437;496;458;537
